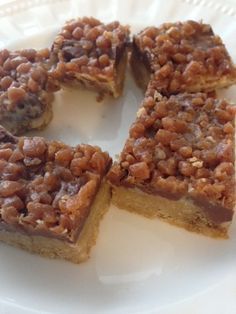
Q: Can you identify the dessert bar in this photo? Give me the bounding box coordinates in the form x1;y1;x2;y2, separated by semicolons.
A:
0;126;111;263
0;49;59;135
108;90;235;238
131;20;236;94
51;17;130;97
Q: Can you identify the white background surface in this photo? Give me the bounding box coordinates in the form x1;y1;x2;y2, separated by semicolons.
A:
0;0;235;313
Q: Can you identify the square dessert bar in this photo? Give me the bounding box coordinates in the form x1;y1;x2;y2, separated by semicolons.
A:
51;17;130;97
0;49;59;135
0;126;111;263
108;90;235;238
131;20;236;94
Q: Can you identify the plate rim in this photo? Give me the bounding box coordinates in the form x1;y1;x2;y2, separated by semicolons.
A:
0;0;236;18
0;1;235;314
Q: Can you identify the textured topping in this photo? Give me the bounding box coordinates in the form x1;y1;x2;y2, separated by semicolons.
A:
108;92;235;209
0;127;111;242
0;49;59;134
51;17;130;79
133;20;236;94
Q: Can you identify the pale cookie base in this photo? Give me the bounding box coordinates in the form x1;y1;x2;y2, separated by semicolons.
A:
0;181;111;264
111;185;230;238
62;51;128;98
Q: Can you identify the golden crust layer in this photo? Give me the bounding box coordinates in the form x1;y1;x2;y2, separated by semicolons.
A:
111;185;229;238
0;181;111;263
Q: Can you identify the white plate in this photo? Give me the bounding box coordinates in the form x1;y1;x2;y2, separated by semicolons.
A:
0;0;236;313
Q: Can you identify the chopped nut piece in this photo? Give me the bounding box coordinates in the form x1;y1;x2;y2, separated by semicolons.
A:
154;147;166;160
137;107;146;118
189;157;198;163
129;161;150;180
154;91;162;101
192;161;203;168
